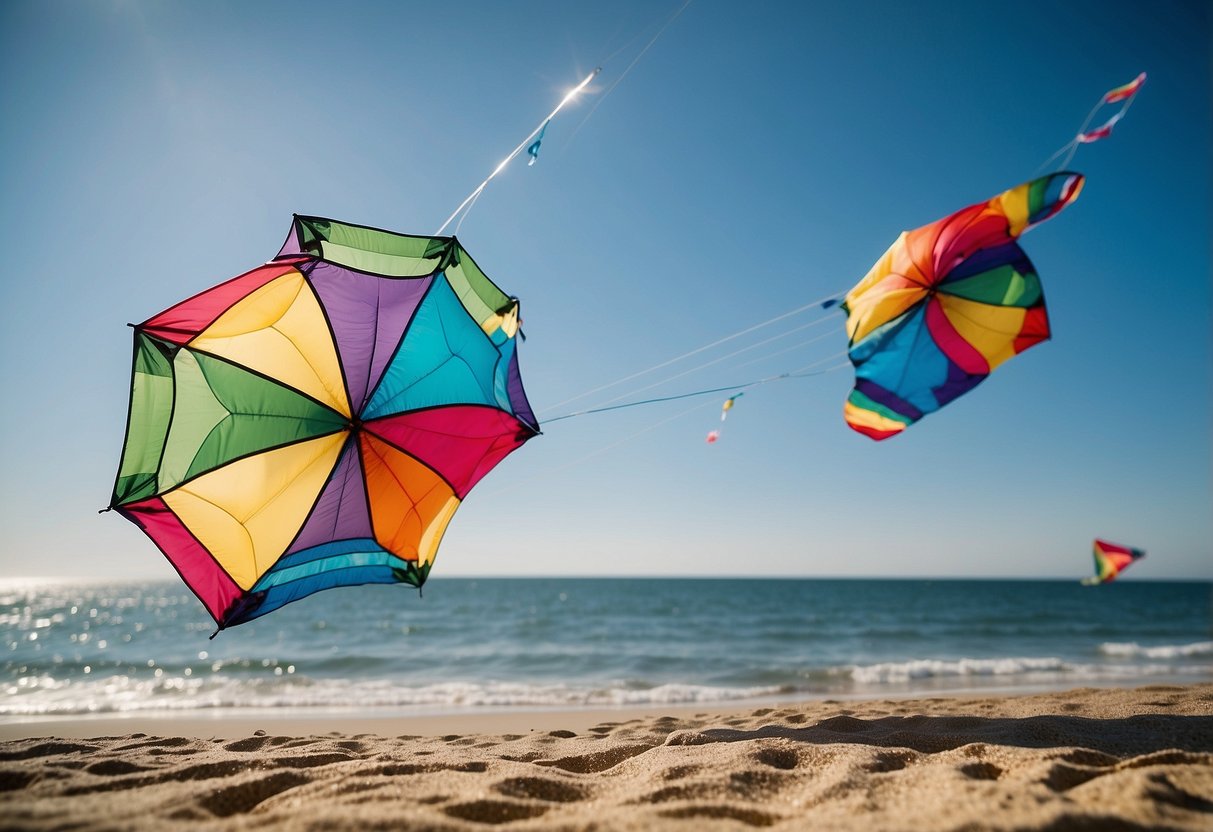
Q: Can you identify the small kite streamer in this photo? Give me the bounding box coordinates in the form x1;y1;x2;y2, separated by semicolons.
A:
707;394;744;444
437;68;598;235
1077;123;1116;143
1041;71;1146;171
527;120;550;166
1075;73;1145;144
1083;72;1146;138
1103;72;1147;104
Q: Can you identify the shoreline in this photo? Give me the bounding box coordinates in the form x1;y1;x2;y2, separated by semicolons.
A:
1;704;710;742
5;683;1212;830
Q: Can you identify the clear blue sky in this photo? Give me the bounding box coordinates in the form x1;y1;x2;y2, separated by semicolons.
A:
1;0;1209;582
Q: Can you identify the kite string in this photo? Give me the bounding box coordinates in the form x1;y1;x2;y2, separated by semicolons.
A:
539;288;845;417
592;0;692;73
577;316;843;415
545;353;849;423
1037;73;1145;174
479;359;850;500
565;0;695;146
1036;96;1102;175
729;329;838;372
442;0;697;236
476;397;717;500
1063;88;1141;169
436;67;601;237
1056;97;1104;170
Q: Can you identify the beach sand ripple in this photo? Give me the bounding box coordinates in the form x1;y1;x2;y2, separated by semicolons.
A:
2;684;1211;830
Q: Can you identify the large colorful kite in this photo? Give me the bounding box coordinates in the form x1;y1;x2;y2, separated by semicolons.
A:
109;216;540;631
1082;539;1146;585
840;172;1084;440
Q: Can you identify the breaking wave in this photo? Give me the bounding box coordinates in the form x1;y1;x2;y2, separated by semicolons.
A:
1098;641;1213;659
0;675;793;717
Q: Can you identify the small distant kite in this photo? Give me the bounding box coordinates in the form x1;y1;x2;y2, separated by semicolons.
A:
705;393;743;444
1082;539;1146;585
1043;72;1146;170
1077;72;1146;144
840;172;1083;440
109;216;540;631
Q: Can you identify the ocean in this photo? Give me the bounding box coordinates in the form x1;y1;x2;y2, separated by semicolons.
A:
3;578;1210;719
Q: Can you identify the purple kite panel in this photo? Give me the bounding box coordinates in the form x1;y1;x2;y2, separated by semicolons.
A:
287;440;373;555
306;262;434;412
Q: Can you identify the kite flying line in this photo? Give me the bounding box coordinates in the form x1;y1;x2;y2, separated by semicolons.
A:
565;0;695;146
481;360;850;499
543;357;849;424
436;1;696;236
436;67;601;236
539;289;845;417
546;322;846;423
477;396;718;500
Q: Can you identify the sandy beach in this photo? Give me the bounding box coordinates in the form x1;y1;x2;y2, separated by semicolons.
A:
2;683;1210;830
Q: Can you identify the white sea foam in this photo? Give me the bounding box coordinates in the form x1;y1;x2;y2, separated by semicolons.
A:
848;657;1070;684
847;656;1213;685
1098;641;1213;659
0;674;790;716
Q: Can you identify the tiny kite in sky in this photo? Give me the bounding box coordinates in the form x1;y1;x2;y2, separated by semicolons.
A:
705;393;743;444
1077;72;1146;144
840;172;1084;440
1081;538;1146;585
109;216;540;632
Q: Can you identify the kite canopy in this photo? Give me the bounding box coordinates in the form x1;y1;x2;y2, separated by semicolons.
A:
110;216;539;630
1082;539;1146;585
841;172;1084;440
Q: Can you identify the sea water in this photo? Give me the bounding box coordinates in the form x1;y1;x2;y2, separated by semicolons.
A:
2;578;1210;719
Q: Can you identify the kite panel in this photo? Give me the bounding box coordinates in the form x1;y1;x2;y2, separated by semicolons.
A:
113;334;176;506
364;275;506;419
360;433;460;566
141;261;307;345
191;271;351;416
367;405;531;499
286;440;373;554
162;433;347;588
118;496;244;621
306;261;434;412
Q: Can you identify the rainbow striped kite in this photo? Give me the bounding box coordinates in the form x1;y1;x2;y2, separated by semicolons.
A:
1082;539;1146;585
840;172;1083;440
109;217;540;631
